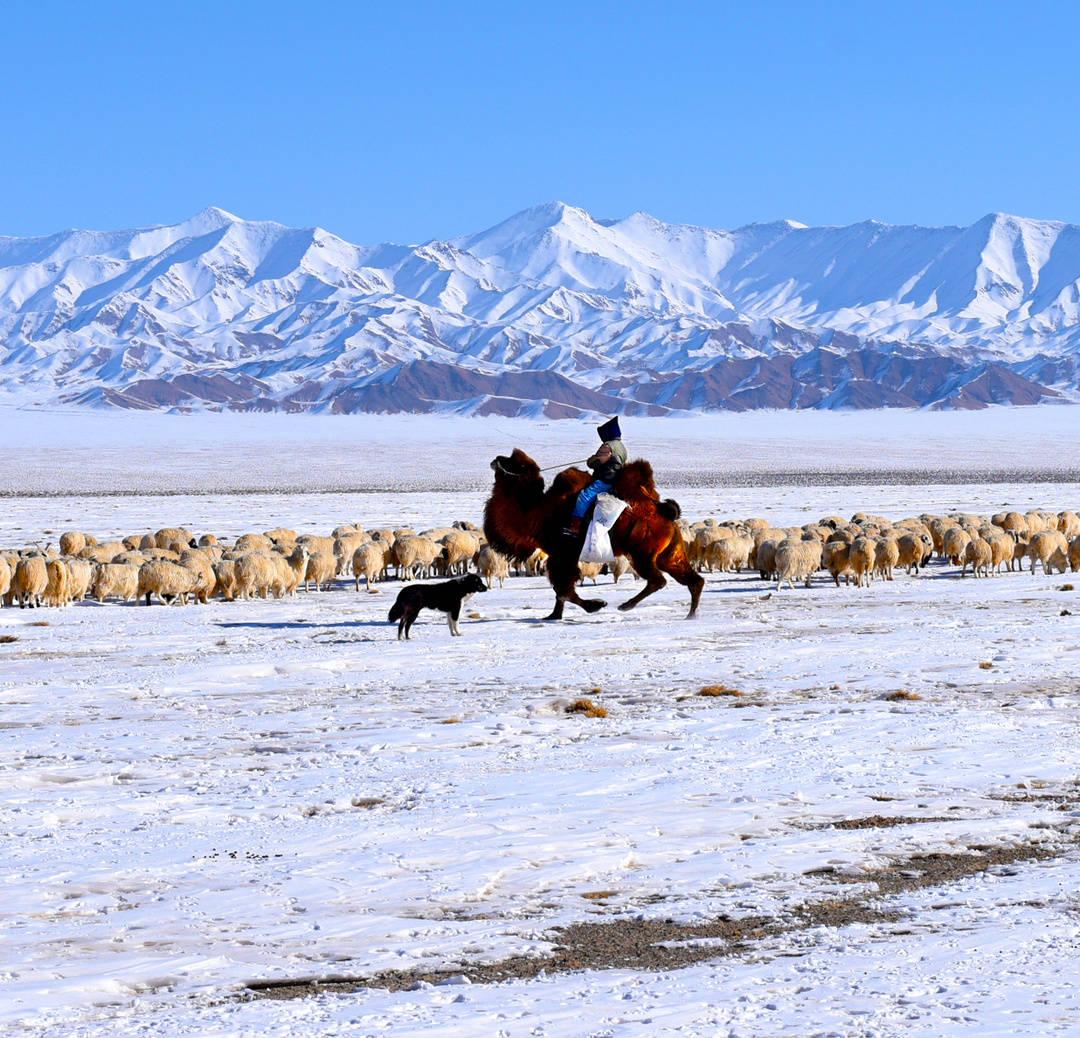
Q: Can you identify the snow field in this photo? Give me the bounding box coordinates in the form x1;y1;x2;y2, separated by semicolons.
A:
3;543;1080;1036
3;411;1080;1036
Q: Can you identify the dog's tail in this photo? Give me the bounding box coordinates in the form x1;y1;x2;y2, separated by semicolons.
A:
388;601;404;622
659;498;681;521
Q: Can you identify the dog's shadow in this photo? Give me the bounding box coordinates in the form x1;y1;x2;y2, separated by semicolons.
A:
216;619;386;631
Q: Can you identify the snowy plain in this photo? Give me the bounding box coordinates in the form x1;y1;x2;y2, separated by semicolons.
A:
2;406;1080;1037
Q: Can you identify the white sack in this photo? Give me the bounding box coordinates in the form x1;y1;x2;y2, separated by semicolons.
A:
578;493;628;564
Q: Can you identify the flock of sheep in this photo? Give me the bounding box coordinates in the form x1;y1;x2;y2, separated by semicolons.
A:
2;506;1079;610
0;523;527;609
684;507;1080;591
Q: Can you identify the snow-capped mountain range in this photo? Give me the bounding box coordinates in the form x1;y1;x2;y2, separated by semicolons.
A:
3;202;1080;416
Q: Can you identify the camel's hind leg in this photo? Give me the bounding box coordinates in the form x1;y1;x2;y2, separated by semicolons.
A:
617;554;667;612
625;538;703;618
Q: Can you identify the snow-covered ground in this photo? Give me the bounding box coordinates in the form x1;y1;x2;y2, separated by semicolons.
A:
3;409;1080;1037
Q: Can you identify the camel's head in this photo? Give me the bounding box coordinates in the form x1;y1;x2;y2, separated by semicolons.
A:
490;448;541;481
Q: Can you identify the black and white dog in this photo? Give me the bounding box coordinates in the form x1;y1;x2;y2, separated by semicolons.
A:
388;573;488;640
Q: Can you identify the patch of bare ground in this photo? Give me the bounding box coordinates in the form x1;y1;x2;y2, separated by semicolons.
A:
242;834;1075;1001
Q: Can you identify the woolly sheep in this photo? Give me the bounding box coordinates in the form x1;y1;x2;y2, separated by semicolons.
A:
113;550;150;567
234;553;278;600
476;545;510;589
138;559;204;606
79;541;127;564
961;538;992;578
91;563;139;603
611;556;634;583
942;527;971;566
43;559;71;607
775;538;822;591
352;541;386;593
297;534;335;555
13;556;48;608
304;550;338;592
278;546;310;596
63;557;93;602
707;533;753;573
1070;535;1080;573
390;535;440;581
59;531;86;556
872;535;900;582
333;534;369;576
154;528;195;550
212;559;239;601
577;561;602;585
179;551;217;604
1027;530;1069;575
824;540;852;586
235;533;274;554
754;536;785;581
895;532;928;576
265;528;298;547
0;556;10;605
440;530;482;576
1058;511;1080;538
848;537;875;588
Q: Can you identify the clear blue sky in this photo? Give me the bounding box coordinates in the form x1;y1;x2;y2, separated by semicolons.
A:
3;1;1077;245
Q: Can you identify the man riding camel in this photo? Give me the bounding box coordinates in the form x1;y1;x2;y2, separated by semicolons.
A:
562;416;628;538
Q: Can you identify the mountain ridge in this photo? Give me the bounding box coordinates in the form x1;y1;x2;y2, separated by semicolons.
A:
2;203;1079;416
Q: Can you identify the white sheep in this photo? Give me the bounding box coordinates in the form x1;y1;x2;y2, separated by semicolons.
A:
942;527;971;566
476;545;510;588
234;553;278;600
352;541;386;593
63;557;94;602
872;535;900;582
1028;530;1069;575
775;538;823;591
91;563;139;604
440;530;482;575
178;551;217;604
304;550;338;592
212;559;239;601
848;537;875;588
138;559;204;605
961;538;992;578
13;556;48;608
154;527;195;551
43;559;71;607
707;533;753;573
277;546;310;596
824;540;852;586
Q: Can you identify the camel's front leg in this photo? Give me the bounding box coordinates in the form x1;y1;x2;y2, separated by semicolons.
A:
547;558;605;618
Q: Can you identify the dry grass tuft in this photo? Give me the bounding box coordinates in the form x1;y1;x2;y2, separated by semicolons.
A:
0;634;18;644
1060;584;1075;591
581;890;618;900
979;661;994;670
440;717;461;724
699;684;742;697
567;698;608;718
884;690;921;702
29;621;50;627
351;797;386;809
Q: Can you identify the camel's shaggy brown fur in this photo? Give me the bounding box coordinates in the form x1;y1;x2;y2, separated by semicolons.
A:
484;448;702;619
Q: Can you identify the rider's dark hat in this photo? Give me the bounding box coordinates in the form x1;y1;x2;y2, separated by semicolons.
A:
597;416;621;441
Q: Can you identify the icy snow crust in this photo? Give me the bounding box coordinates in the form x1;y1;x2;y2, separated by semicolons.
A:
3;411;1080;1036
